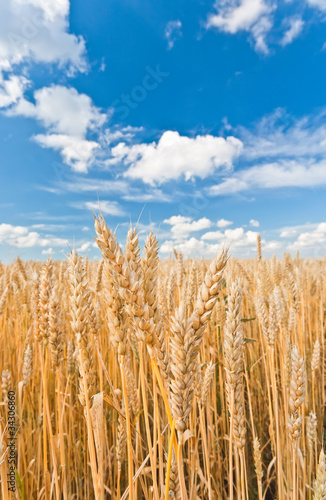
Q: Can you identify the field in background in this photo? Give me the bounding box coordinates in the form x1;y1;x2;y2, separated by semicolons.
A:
0;216;325;499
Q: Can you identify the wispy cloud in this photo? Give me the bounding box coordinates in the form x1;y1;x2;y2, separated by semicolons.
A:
209;159;326;195
39;176;172;203
72;200;125;216
280;17;304;46
209;109;326;195
306;0;326;13
53;178;129;194
164;20;182;49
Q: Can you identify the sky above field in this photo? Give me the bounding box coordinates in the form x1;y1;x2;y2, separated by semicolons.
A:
1;0;326;262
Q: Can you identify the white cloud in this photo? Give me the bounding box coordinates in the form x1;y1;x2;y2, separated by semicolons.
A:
251;14;273;54
306;0;326;12
161;237;219;257
52;176;172;202
82;226;89;231
287;223;326;255
281;17;304;47
280;229;298;238
222;227;259;246
9;85;107;172
73;200;125;217
10;85;106;136
0;75;29;109
217;218;233;227
163;215;212;241
262;240;282;250
122;188;172;202
240;108;326;160
112;130;242;185
0;0;86;74
161;228;259;257
77;242;92;252
0;223;67;248
160;216;326;258
209;159;326;195
42;247;54;255
209;109;326;195
57;178;129;194
161;215;261;257
206;0;272;33
34;134;100;172
164;20;182;49
250;219;259;227
205;1;324;53
101;126;143;146
206;0;274;54
201;230;224;241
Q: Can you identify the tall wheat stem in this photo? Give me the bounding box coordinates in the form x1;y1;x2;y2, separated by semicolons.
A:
119;356;134;500
138;342;160;500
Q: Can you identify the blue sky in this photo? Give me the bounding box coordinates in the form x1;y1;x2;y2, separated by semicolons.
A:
1;0;326;262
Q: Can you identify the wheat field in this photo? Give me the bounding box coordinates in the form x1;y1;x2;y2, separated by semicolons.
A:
0;214;325;499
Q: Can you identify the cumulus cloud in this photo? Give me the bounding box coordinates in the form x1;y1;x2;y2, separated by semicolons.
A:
201;230;224;241
206;0;272;33
218;227;259;247
9;85;107;172
163;215;212;241
287;223;326;251
206;0;274;54
160;214;263;257
250;219;260;227
281;17;304;47
160;215;325;258
161;237;219;257
0;223;67;248
164;20;182;49
217;218;233;227
0;0;86;74
263;240;282;250
161;227;259;256
10;85;106;136
34;134;100;172
112;130;242;185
